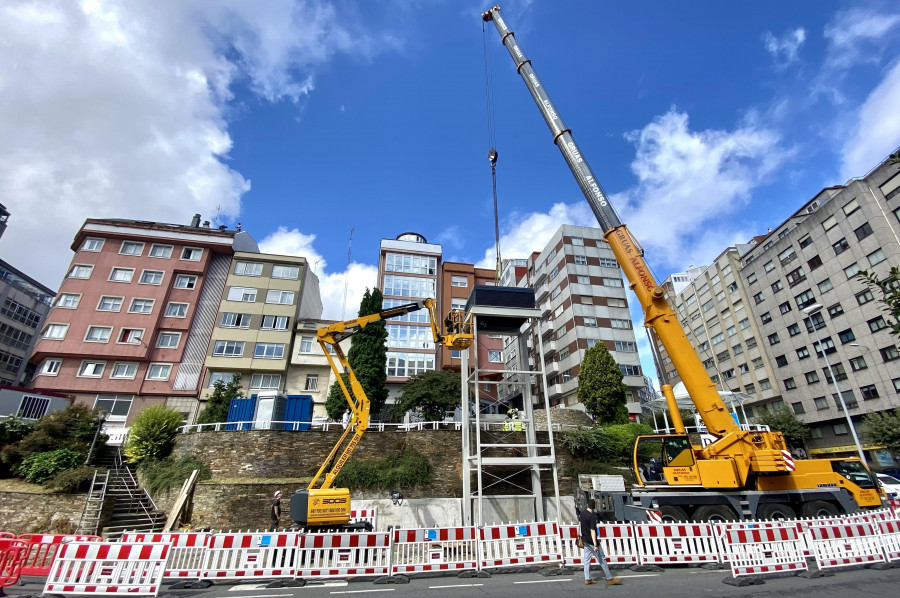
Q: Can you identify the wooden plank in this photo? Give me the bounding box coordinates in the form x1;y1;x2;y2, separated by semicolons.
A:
163;469;200;532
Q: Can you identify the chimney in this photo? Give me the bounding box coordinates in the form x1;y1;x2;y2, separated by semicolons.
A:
191;214;201;227
218;225;227;231
202;221;211;228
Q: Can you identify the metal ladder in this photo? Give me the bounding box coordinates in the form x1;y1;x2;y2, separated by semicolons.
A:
76;469;109;535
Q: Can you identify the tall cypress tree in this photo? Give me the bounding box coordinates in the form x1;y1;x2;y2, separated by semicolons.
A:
577;343;628;424
346;288;389;417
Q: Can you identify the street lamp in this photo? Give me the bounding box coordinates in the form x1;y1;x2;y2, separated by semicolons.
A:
802;303;868;466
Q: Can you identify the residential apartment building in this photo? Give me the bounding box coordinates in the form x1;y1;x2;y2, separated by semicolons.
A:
377;233;441;401
28;216;260;430
287;318;342;419
0;260;55;386
513;224;644;409
201;252;321;403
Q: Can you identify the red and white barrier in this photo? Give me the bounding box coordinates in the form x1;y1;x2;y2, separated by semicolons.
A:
722;525;807;577
295;532;391;579
391;527;478;574
17;534;102;577
808;522;885;570
478;522;562;569
350;508;378;530
1;538;29;591
635;522;719;565
876;519;900;562
201;533;297;580
121;532;209;578
559;524;637;566
43;542;169;596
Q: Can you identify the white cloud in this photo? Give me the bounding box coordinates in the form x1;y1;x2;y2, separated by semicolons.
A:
840;59;900;179
824;8;900;70
0;0;395;288
762;27;806;69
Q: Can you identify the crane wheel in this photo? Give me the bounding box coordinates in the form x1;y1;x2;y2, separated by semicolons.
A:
799;501;841;518
756;502;796;520
691;505;737;523
658;505;688;522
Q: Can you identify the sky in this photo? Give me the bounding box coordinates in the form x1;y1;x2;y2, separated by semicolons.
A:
2;0;899;386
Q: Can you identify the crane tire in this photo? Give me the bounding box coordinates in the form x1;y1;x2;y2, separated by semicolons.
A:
799;500;841;519
658;505;689;522
756;502;796;520
691;505;737;522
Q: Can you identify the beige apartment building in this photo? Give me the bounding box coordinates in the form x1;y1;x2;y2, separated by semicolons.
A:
286;318;343;419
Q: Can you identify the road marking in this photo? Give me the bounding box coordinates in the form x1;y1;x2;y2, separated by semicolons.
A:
228;581;348;591
227;595;295;598
329;590;396;595
428;583;485;589
513;579;570;584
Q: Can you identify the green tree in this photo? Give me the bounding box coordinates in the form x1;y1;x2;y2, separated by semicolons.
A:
855;267;900;337
753;407;810;450
390;370;461;421
346;288;389;417
325;373;353;421
861;408;900;452
196;374;243;424
1;405;103;472
577;343;628;423
123;405;184;463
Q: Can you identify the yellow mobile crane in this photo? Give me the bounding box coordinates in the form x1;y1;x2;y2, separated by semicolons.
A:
290;299;472;529
483;6;884;521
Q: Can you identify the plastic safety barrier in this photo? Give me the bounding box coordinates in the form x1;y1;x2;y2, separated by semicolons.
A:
295;532;391;579
1;538;30;592
201;532;297;580
478;522;562;569
722;525;807;577
876;519;900;562
635;522;720;565
808;522;885;570
43;542;170;597
0;534;14;540
121;532;209;578
391;527;478;574
17;534;102;577
559;524;637;566
349;509;378;531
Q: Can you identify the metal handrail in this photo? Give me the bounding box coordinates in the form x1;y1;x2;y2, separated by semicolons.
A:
176;419;595;434
114;446;159;518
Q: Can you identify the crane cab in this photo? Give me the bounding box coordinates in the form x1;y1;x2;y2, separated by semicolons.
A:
290;488;351;528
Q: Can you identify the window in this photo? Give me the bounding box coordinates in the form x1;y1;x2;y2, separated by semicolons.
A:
880;345;900;362
559;347;571;360
119;241;144;256
744;384;756;395
837;328;856;344
849;356;867;372
52;293;79;310
813;336;836;357
860;384;879;400
854;222;873;241
814;396;827;409
805;371;820;384
81;238;104;251
272;265;300;279
261;315;289;330
764;260;775;273
775;355;788;367
778;247;796;265
248;373;281;390
833;238;849;255
181;247;202;261
710;332;724;345
791;402;805;414
896;378;900;393
799;235;812;249
844;263;861;278
235;261;263;276
817;278;833;293
577;275;590;284
760;312;772;324
759;378;772;391
868;316;887;332
299;337;314;353
78;361;106;377
97;296;123;312
265;290;295;305
833;390;857;409
685;295;697;306
768;332;780;345
149;244;173;258
386;325;435;349
68;264;93;279
2;299;41;329
738;363;749;374
797;346;810;360
254;343;285;359
807;255;823;271
109;267;134;283
753;292;764;304
220;312;251;328
745;337;757;349
614;341;636;352
727;325;738;338
128;298;154;314
451;275;468;287
728;282;739;294
174;275;197;289
722;369;735;379
304;374;318;391
17;395;51;419
732;343;744;355
620;364;641;376
794;289;816;309
110;362;138;379
208;372;236;387
771;280;784;293
85;326;111;343
39;359;62;375
604;277;624;288
117;328;144;344
784;378;797;390
488;350;502;362
583;316;597;328
856;289;874;305
599;258;618;268
227;287;257;302
571;236;584;246
787;323;801;336
702;358;715;368
842;198;860;216
450;349;461;359
137;270;163;285
804;311;825;332
574;255;587;265
384;274;437;298
779;301;792;315
611;319;631;329
156;332;180;348
822;214;838;231
867;248;886;266
213;340;244;357
786;268;806;287
146;363;172;380
385;253;437;275
747;273;757;285
165;302;188;317
828;303;844;318
386;351;436;377
739;318;750;330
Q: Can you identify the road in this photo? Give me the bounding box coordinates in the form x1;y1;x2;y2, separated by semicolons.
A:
17;565;897;598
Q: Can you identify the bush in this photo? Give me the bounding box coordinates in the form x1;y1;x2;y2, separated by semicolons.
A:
1;405;104;473
0;416;33;477
17;448;84;484
560;423;653;467
46;466;98;493
334;446;432;490
139;456;211;495
123;406;184;464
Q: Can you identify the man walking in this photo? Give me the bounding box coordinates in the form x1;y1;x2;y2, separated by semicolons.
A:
270;490;283;531
579;498;622;586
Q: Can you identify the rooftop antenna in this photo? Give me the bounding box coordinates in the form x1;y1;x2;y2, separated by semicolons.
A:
341;228;354;319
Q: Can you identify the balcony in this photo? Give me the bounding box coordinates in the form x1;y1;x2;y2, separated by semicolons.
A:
539;319;554;337
548;383;564;399
534;266;547;284
542;339;556;355
545;360;560;377
540;302;551;318
535;283;549;302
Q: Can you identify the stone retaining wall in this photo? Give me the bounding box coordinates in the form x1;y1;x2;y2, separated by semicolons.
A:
0;491;86;535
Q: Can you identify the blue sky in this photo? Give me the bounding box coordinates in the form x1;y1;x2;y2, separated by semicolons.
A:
2;1;899;384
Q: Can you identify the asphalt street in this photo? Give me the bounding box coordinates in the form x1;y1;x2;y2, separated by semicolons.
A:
13;564;900;598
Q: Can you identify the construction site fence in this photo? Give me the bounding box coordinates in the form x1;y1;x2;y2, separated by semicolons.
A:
176;420;592;434
1;508;895;595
